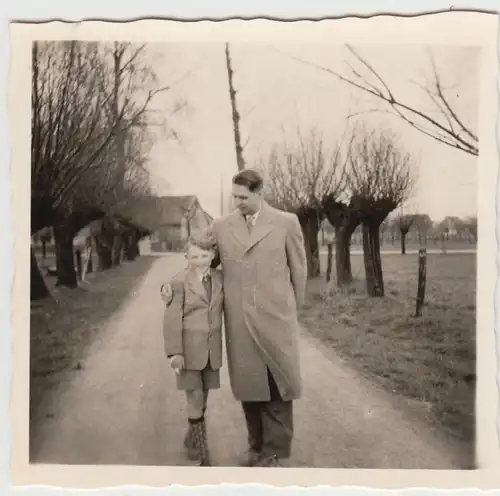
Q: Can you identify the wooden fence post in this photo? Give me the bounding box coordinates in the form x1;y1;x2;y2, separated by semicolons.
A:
415;248;427;317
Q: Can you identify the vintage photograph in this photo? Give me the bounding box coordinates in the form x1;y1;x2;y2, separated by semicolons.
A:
9;12;498;489
28;38;479;470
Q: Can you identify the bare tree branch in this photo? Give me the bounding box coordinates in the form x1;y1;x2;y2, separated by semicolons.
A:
346;125;416;222
31;41;180;234
268;45;478;156
261;127;347;213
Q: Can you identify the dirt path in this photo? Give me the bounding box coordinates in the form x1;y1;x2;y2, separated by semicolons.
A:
30;254;465;468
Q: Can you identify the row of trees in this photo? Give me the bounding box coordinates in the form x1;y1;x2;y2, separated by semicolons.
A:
385;213;477;255
257;124;477;298
321;213;478;249
259;125;415;298
224;43;477;298
31;41;176;300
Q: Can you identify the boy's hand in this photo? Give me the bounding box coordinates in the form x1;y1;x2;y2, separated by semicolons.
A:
169;354;184;374
161;283;173;306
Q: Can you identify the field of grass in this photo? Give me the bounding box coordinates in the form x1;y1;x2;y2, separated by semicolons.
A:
320;239;477;252
300;252;476;453
33;249;101;292
30;256;155;426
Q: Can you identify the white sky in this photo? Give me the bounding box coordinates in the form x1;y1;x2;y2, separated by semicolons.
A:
144;42;479;222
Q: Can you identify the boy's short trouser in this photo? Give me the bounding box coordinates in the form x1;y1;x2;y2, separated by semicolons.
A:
176;362;220;391
177;360;220;419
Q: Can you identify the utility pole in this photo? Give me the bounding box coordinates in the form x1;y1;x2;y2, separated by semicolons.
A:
225;43;245;172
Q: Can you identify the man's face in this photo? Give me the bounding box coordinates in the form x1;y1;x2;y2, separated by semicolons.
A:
232;184;262;215
186;244;214;270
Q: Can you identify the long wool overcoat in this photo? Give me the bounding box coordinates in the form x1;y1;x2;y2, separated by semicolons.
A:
209;201;307;402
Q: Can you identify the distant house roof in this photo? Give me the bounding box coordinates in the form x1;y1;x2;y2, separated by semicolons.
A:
157;195;198;226
119;195;201;231
73;195;210;239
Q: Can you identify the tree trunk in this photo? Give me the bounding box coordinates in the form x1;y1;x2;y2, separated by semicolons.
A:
322;201;360;287
303;233;319;279
75;248;83;280
86;237;94;274
87;253;93;273
95;236;112;270
325;243;333;282
31;246;49;300
94;220;114;270
112;234;123;266
134;233;141;257
123;232;131;261
298;212;320;279
334;224;354;287
400;230;407;255
53;221;77;288
362;221;384;297
124;230;139;261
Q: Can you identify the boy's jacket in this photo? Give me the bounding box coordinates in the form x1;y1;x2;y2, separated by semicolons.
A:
162;268;224;371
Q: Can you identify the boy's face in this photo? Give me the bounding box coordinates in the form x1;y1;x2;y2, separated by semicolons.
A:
186;244;214;270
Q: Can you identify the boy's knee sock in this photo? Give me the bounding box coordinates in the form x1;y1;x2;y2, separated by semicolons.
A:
189;417;210;466
186;389;205;419
202;388;209;415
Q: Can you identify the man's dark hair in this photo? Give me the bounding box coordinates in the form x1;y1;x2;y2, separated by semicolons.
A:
232;168;264;193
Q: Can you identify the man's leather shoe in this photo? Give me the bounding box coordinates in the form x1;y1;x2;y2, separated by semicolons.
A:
238;449;262;467
254;454;290;467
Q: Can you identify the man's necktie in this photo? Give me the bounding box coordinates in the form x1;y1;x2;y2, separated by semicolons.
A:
245;214;254;233
202;272;212;300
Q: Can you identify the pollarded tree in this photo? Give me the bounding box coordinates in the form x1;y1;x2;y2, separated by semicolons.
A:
321;175;361;288
92;123;155;269
91;42;172;271
31;40;173;293
111;141;155;263
395;208;417;255
262;129;345;278
31;40;112;296
347;127;416;297
320;130;365;288
74;124;154;271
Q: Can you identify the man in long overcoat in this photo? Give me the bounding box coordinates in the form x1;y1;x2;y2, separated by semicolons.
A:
161;168;307;467
212;168;307;467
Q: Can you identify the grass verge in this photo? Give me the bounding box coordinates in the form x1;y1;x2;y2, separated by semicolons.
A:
300;253;475;452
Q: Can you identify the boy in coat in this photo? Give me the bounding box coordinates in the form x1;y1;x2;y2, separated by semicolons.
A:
161;231;224;466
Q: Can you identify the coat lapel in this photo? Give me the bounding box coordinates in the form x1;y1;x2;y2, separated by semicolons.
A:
209;269;223;310
229;211;251;244
185;270;209;304
245;202;274;253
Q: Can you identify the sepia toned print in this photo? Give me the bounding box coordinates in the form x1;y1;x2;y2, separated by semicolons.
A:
9;13;499;490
